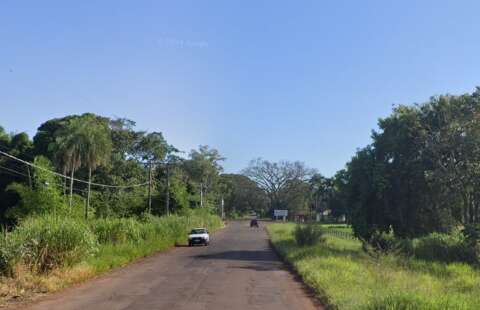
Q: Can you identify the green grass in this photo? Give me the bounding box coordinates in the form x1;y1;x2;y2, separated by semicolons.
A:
87;212;224;272
320;224;352;232
267;223;480;310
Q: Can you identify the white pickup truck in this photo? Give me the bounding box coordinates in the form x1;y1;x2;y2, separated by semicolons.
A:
188;228;210;246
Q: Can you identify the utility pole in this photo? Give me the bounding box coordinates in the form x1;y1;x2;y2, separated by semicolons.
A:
86;167;92;220
200;183;204;208
148;162;153;214
221;196;225;219
165;162;170;216
26;166;32;189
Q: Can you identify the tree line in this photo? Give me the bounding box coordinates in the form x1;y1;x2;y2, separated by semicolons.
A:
320;88;480;240
236;87;480;243
0;113;340;223
0;114;229;225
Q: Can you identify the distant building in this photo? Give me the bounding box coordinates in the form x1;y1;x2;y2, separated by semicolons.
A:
315;209;346;223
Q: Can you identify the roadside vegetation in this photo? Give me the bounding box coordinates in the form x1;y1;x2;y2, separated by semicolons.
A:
259;89;480;309
0;114;227;303
268;223;480;310
0;211;222;302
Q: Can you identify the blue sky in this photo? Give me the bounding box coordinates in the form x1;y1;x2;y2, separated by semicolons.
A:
1;1;480;176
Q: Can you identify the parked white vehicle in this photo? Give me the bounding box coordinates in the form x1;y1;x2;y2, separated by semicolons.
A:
188;228;210;246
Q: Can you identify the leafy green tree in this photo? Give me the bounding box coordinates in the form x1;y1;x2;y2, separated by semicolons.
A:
0;130;34;223
52;117;86;209
220;174;268;217
243;159;314;215
80;114;112;219
338;88;480;240
6;156;66;220
183;145;225;208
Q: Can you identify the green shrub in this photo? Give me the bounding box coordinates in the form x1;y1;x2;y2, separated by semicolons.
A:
359;231;407;260
12;216;98;272
294;224;324;246
413;232;465;263
462;224;480;246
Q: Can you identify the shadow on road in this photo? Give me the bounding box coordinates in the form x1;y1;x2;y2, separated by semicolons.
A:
228;263;281;271
195;250;278;262
174;244;189;248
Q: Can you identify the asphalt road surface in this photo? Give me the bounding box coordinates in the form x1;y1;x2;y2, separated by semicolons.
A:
16;221;319;310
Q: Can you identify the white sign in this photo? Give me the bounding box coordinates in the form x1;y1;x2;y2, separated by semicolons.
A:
274;209;288;217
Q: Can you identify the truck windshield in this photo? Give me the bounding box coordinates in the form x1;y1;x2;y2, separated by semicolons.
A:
190;229;207;234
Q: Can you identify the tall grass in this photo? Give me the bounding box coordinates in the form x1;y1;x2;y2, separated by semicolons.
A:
10;216;98;273
268;223;480;310
92;218;143;244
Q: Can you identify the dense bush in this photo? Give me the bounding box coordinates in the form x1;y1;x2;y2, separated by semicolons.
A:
294;224;324;246
361;231;398;253
11;216;98;272
463;224;480;246
412;232;478;264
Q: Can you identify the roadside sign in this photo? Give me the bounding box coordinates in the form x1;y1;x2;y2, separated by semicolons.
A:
273;209;288;221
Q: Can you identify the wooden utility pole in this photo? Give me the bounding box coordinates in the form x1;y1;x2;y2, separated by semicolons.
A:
221;196;225;219
165;162;170;215
86;167;92;220
26;166;32;189
148;162;153;214
69;168;75;210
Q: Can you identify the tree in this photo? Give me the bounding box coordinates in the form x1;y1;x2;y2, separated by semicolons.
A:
242;159;314;214
0;129;34;224
336;88;480;240
309;174;332;213
79;114;112;219
183;146;225;208
7;156;65;220
220;174;268;217
51;117;85;209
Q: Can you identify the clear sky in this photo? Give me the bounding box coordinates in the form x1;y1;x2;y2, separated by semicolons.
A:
1;1;480;176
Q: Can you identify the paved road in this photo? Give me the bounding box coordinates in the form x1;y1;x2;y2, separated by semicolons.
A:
16;221;319;310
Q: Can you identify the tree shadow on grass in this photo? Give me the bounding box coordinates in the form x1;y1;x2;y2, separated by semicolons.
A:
273;239;365;262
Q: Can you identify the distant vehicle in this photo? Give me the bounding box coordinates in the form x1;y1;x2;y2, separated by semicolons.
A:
188;228;210;246
250;219;259;228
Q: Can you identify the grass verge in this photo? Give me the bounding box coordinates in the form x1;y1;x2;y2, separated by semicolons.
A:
267;223;480;310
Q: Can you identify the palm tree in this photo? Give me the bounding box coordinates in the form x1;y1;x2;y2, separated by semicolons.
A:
53;118;85;209
81;115;112;219
52;115;112;217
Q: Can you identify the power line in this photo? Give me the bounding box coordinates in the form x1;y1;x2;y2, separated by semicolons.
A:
0;162;114;194
0;150;150;189
0;144;35;160
0;160;142;194
0;165;28;177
